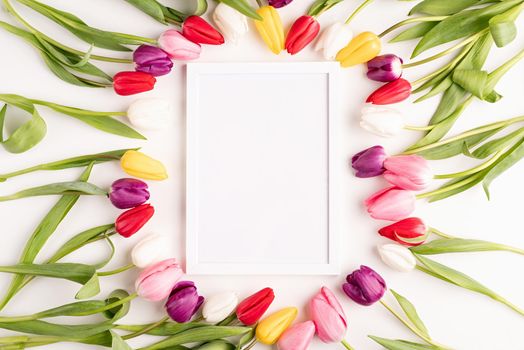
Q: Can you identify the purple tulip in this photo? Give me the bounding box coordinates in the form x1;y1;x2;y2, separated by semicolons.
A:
342;265;386;306
268;0;293;8
165;281;204;323
351;145;387;178
109;178;150;209
367;54;403;82
133;45;174;77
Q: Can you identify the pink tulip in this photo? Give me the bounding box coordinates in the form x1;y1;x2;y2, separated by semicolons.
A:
383;155;432;191
309;287;347;343
158;30;201;60
135;259;183;301
277;321;315;350
364;186;416;221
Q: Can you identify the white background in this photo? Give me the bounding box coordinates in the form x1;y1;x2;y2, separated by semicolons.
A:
0;1;523;349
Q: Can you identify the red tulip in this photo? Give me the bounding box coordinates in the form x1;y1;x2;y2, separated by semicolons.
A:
113;71;156;96
379;217;428;246
116;203;155;237
236;287;275;325
183;16;225;45
285;16;320;55
366;78;412;105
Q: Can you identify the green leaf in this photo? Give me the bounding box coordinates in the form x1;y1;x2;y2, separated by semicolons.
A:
117;322;208;336
369;336;439;350
61;113;146;140
111;331;133;350
0;181;107;202
409;0;483;16
390;290;430;338
0;104;47;154
427;172;484;202
411;238;522;255
0;320;113;339
218;0;262;20
197;340;236;350
236;327;256;350
307;0;345;17
470;127;524;159
103;290;131;322
40;52;107;88
35;300;107;319
194;0;208;16
0;263;96;284
125;0;167;24
76;274;101;299
488;4;522;47
452;69;488;98
391;22;438;42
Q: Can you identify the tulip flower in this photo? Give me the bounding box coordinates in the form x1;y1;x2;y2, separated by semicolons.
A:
367;54;403;82
158;29;201;60
256;307;298;345
132;234;171;268
309;287;347;343
120;150;168;181
366;78;412;105
364;186;415;221
165;281;205;322
336;32;381;67
108;178;150;209
183;16;225;45
115;203;155;238
285;15;320;55
378;217;428;246
314;22;353;60
113;71;156;96
360;105;405;138
342;265;386;306
383;155;432;191
277;321;315;350
213;2;249;44
133;45;173;77
269;0;293;8
378;244;417;272
254;6;285;55
135;258;183;301
202;292;238;323
351;145;386;178
127;98;173;131
236;287;275;325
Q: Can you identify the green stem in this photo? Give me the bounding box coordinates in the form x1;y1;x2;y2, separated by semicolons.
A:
243;339;257;350
404;125;435;131
416;175;480;199
69;292;138;317
98;263;135;277
379;16;448;38
434;150;506;179
341;339;356;350
345;0;374;25
123;316;170;340
255;0;263;7
29;99;126;117
428;227;456;239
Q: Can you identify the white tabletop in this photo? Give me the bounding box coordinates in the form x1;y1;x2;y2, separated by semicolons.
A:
0;1;523;349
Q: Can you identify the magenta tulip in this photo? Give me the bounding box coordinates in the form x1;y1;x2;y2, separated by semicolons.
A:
364;186;415;221
343;265;386;306
109;178;150;209
351;145;386;178
367;54;403;82
135;259;183;301
165;281;204;322
383;155;433;191
309;287;347;343
158;30;201;60
277;321;315;350
133;45;173;76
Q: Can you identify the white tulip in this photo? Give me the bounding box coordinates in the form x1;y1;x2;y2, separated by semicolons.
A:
314;22;353;60
360;104;405;137
127;98;173;131
213;3;248;44
377;244;416;272
203;291;238;323
131;234;171;268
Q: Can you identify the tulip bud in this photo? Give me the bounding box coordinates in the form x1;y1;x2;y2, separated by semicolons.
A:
183;16;225;45
378;244;417;272
379;217;428;246
213;3;249;44
309;287;347;343
254;6;285;55
314;22;353;60
366;78;412;105
367;54;403;82
109;178;150;209
127;98;172;131
336;31;381;67
269;0;293;8
113;71;156;96
364;186;415;221
236;287;275;325
115;203;155;238
360;105;404;138
158;29;201;60
135;259;184;301
120;150;168;181
277;321;315;350
342;265;386;306
132;234;171;268
256;307;298;345
165;281;204;322
133;45;173;77
285;16;320;55
384;155;432;191
351;145;386;178
202;292;238;323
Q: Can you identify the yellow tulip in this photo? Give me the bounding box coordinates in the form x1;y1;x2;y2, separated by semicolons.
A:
254;6;285;55
336;31;381;68
120;150;168;181
256;307;297;345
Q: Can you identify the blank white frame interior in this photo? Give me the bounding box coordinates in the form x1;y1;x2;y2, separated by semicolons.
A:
186;62;340;275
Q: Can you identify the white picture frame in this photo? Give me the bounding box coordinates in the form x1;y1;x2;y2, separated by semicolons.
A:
186;62;340;275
